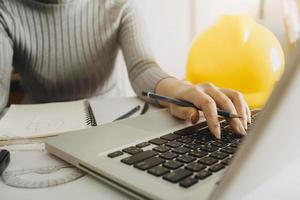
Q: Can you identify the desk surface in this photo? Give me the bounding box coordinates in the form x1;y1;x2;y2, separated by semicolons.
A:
0;96;160;200
2;97;298;200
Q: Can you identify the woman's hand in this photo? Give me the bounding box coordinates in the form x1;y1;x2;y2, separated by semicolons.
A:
155;78;251;139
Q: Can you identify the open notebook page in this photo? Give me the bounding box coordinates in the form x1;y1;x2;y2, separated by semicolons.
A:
0;100;91;140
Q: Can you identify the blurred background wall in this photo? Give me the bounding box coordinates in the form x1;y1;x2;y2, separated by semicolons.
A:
115;0;287;96
9;0;292;104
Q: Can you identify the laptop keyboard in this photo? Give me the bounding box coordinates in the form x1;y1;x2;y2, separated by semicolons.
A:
107;111;259;188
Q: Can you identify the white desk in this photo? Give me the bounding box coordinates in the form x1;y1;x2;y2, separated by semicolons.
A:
0;97;160;200
2;97;299;200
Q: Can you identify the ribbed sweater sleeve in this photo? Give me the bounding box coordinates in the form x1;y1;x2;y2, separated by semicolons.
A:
118;0;171;103
0;0;172;108
0;9;13;111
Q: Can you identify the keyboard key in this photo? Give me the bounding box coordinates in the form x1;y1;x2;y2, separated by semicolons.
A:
153;145;170;153
196;133;215;143
220;122;227;128
185;162;206;172
188;133;203;140
221;134;240;143
148;166;170;177
163;160;184;169
160;152;178;160
210;151;229;160
149;138;168;145
184;143;201;149
165;141;183;148
174;121;207;136
221;147;237;154
230;142;239;148
176;155;196;163
200;144;219;152
193;140;207;145
136;142;150;148
122;146;143;155
209;163;225;172
134;157;165;170
189;150;208;158
177;137;193;144
221;157;232;165
198;157;218;165
179;177;198;188
172;147;190;154
107;151;123;158
174;129;194;136
195;170;212;180
211;141;228;148
121;150;158;165
161;133;181;141
163;169;193;183
222;126;233;134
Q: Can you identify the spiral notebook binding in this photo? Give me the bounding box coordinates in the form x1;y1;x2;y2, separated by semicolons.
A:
84;100;97;127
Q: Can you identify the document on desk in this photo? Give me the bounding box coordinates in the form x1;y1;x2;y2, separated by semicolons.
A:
0;97;150;199
0;100;96;140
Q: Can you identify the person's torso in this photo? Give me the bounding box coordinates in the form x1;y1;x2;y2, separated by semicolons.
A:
1;0;126;102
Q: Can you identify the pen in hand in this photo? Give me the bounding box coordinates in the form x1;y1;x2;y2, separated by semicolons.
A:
142;91;242;119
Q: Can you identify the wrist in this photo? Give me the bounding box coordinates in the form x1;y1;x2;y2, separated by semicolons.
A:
155;78;192;107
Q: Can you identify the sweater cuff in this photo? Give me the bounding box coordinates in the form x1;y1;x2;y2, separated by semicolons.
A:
131;65;174;105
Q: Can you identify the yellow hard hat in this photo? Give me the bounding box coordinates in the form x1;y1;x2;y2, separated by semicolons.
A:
186;15;285;109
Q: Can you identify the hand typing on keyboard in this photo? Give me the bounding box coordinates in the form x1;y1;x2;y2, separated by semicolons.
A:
155;79;251;139
108;112;259;188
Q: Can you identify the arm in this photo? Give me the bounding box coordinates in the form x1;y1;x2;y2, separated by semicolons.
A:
118;1;250;138
0;12;13;111
117;0;171;105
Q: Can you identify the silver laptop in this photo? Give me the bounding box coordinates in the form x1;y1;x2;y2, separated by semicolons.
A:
46;51;300;199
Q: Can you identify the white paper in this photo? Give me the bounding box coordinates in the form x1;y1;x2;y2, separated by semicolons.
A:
89;96;160;124
0;100;89;140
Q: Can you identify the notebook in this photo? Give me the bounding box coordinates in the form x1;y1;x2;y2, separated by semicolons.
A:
0;100;97;140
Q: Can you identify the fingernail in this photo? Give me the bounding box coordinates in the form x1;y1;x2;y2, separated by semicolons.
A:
248;114;252;124
239;124;247;136
214;124;221;139
244;120;248;130
189;114;195;124
190;111;199;124
248;117;252;124
215;131;221;139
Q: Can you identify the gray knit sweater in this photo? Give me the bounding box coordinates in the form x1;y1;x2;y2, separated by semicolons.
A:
0;0;170;110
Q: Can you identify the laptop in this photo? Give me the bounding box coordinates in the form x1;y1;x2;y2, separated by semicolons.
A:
46;51;300;199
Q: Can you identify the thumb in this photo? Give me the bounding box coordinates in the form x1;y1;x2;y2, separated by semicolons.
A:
169;104;199;124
